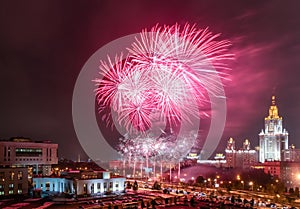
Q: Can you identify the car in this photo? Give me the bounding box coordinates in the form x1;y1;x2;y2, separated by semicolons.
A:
266;203;276;208
199;192;206;197
258;202;266;207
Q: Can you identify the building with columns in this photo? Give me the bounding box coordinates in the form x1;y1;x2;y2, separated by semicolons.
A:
33;170;125;196
259;96;289;163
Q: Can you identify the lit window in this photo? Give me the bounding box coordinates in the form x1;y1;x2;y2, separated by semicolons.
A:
9;190;13;194
46;183;50;191
17;171;23;180
18;183;22;193
0;191;4;195
9;184;13;189
9;171;14;180
0;172;4;181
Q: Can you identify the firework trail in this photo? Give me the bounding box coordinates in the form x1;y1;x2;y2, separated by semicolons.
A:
94;23;233;133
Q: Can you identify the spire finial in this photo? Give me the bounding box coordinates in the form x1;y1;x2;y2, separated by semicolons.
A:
272;95;276;106
267;95;279;119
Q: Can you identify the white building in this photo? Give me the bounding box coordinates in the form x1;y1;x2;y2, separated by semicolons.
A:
33;170;126;196
259;96;288;163
33;177;73;193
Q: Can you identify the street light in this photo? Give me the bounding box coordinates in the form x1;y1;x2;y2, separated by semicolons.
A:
241;180;244;190
249;181;253;191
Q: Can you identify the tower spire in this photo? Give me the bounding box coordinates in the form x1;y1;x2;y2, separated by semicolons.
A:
259;95;288;163
267;95;280;119
272;95;276;106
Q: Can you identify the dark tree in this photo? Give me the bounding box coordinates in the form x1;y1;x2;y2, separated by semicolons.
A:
133;181;138;191
295;187;299;197
152;181;161;190
289;188;295;194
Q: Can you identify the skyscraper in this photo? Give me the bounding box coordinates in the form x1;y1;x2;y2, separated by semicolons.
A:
259;96;288;163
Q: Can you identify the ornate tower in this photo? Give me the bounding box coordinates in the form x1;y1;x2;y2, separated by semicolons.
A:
225;137;236;168
259;96;288;163
226;137;235;150
243;139;250;150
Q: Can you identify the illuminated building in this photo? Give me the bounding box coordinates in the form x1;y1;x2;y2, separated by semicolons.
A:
187;148;200;160
214;153;225;168
263;161;281;177
257;96;300;188
33;170;125;195
259;96;288;163
225;138;258;168
225;137;236;168
33;177;73;194
283;144;300;162
280;161;300;189
0;137;58;176
0;167;28;196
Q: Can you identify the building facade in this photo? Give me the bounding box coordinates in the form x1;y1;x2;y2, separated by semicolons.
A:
0;167;28;196
0;138;58;176
33;170;126;196
262;161;281;177
225;137;236;168
33;177;73;193
259;96;288;163
257;96;300;189
280;161;300;189
225;138;258;169
283;145;300;162
0;137;58;196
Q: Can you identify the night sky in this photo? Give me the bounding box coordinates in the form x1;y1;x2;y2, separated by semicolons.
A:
1;1;300;161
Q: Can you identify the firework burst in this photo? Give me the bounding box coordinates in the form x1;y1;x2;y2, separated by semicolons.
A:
94;23;233;133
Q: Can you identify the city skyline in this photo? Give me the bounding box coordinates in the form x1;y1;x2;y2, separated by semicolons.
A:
1;1;300;160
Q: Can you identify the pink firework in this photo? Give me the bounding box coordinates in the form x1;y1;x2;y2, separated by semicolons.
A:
94;23;233;133
94;54;132;112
